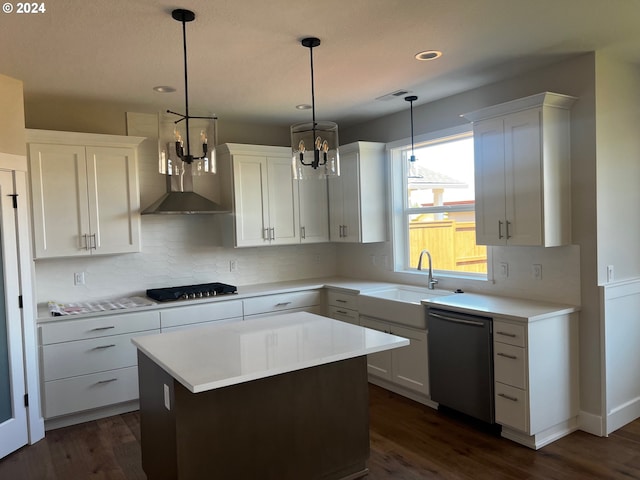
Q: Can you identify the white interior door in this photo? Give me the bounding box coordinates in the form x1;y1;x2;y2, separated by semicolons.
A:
0;170;28;459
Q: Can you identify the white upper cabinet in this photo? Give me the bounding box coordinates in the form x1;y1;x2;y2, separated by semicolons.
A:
218;144;299;247
463;92;576;247
27;129;144;259
298;176;329;243
328;141;386;243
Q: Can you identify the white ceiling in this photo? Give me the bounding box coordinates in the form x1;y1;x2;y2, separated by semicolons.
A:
3;0;640;128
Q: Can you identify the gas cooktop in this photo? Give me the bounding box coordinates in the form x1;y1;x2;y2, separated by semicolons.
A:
146;282;237;302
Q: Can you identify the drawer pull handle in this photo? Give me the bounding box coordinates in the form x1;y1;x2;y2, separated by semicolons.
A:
336;310;349;315
497;352;517;360
91;326;116;331
96;378;118;385
498;393;519;402
335;299;347;303
496;331;517;338
275;302;292;307
93;344;116;350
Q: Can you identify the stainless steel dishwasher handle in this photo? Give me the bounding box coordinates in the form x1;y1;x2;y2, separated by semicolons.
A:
429;311;486;327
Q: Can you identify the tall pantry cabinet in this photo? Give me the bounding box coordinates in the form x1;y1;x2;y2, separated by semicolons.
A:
463;92;576;247
328;142;386;243
27;130;144;258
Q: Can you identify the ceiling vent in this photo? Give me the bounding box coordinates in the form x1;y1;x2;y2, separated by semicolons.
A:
376;90;411;101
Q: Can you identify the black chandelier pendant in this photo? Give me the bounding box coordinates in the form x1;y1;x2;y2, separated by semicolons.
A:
405;95;418;162
168;8;217;165
301;37;323;169
290;37;339;179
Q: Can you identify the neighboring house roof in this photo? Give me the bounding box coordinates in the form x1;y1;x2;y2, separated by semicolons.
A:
408;164;467;189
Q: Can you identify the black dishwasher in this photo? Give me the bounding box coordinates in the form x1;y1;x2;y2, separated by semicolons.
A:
427;307;494;424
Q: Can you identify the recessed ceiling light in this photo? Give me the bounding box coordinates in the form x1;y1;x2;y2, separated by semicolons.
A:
415;50;442;61
296;104;312;110
153;85;176;93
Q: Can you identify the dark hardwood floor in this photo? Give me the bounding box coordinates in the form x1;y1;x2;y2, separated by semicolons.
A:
2;384;639;479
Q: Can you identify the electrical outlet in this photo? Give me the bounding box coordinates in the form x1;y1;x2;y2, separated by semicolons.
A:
314;254;321;264
607;265;615;282
229;260;237;272
499;262;509;278
532;264;542;280
73;272;85;286
163;384;171;410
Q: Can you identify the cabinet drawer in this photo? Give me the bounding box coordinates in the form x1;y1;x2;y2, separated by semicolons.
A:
160;300;243;329
493;320;525;347
327;290;358;310
40;310;160;345
495;382;528;432
327;305;359;325
44;366;139;419
243;290;321;316
494;343;526;389
41;331;152;381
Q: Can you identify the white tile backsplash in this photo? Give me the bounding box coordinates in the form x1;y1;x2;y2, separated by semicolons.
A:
34;215;338;304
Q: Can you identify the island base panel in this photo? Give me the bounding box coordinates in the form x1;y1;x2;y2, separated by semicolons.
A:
138;352;370;480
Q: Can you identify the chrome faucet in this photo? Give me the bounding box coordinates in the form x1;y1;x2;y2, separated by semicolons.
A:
417;249;438;290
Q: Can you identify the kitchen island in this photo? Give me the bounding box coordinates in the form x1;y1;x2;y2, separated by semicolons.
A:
131;311;409;480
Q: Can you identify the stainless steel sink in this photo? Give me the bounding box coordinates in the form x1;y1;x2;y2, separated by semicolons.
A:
358;286;453;329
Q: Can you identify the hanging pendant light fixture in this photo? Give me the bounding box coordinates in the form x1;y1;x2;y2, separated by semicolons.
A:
159;8;217;178
143;8;227;214
291;37;340;180
405;95;418;162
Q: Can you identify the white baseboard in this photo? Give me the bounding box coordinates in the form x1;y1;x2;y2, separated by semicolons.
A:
606;395;640;435
579;409;605;436
44;400;139;431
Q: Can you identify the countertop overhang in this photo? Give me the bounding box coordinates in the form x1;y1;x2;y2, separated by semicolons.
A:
423;292;579;322
131;311;409;393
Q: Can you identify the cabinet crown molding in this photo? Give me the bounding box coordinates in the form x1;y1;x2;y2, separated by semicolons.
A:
26;129;145;148
462;92;578;123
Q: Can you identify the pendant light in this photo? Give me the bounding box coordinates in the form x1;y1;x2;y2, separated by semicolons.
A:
405;95;418;162
291;37;340;180
143;8;227;214
159;8;217;178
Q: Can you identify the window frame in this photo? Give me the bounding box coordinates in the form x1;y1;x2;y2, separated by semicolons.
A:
387;124;490;280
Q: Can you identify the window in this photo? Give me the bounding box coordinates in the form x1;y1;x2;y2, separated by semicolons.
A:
389;126;487;278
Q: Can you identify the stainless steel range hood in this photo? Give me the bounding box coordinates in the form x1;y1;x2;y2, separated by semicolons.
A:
142;165;229;215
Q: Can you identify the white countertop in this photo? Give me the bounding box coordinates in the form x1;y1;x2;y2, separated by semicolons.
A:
37;277;396;322
423;292;579;322
131;311;409;393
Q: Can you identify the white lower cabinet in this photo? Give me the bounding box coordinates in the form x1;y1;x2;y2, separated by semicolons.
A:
160;300;244;332
359;315;429;396
326;289;359;325
243;290;322;319
493;314;579;449
39;310;160;426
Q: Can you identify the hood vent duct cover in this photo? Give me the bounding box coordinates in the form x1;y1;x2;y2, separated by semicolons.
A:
141;167;229;215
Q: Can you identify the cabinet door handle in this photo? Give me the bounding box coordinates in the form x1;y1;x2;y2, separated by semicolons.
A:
82;233;90;250
496;331;517;338
506;221;512;239
498;221;504;239
91;326;116;331
343;225;348;238
90;233;97;250
92;344;116;350
498;393;519;402
338;225;343;237
263;228;270;241
96;378;118;385
497;352;517;360
300;226;306;239
270;227;275;240
275;302;292;307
